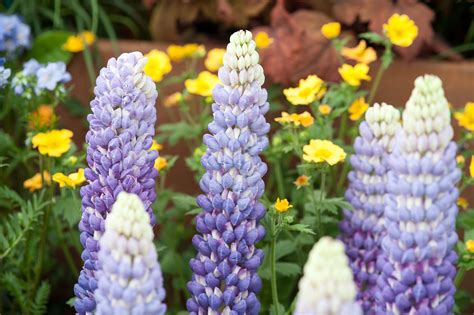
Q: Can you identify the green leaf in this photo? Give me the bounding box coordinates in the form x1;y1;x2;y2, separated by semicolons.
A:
53;193;82;228
171;194;197;210
186;208;202;216
28;30;73;63
359;32;386;45
62;98;89;117
288;223;315;235
275;240;295;260
31;282;51;315
276;262;301;277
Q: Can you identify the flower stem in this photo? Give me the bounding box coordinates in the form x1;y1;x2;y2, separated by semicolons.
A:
53;214;79;277
273;159;285;198
270;217;280;315
455;267;466;287
367;62;386;106
318;171;327;237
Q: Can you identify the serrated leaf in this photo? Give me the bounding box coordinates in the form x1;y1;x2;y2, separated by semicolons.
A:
53;193;81;228
28;30;73;63
288;223;315;235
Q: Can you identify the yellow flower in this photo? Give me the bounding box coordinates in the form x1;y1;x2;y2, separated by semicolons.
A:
470;156;474;178
454;102;474;132
23;171;51;192
205;48;226;72
275;111;314;127
53;168;86;188
456;155;465;165
62;31;96;52
318;104;332;115
383;13;418;47
466;240;474;253
283;75;326;105
255;32;274;49
294;175;310;189
29;104;54;128
458;197;469;210
341;40;377;64
32;129;73;157
67;156;78;166
338;63;371;87
150;140;163;152
144;50;172;82
167;44;205;62
303;139;346;165
185;71;220;97
154;157;168;171
164;92;185;108
349;97;369;121
274;198;292;213
321;22;341;39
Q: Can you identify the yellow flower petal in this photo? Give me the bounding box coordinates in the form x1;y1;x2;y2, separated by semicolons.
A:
383;13;418;47
23;171;51;192
466;240;474;253
205;48;226;72
62;35;85;53
32;129;73;157
349;97;369;121
341;40;377;64
53;168;85;188
318;104;332;115
274;198;292;213
321;22;341;39
185;71;220;97
454;102;474;132
283;75;325;105
255;32;274;49
154;157;168;171
167;44;205;62
303;139;346;165
144;50;172;82
457;197;469;210
338;63;371;87
470;156;474;178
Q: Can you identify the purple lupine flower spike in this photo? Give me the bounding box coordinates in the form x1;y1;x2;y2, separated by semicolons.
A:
186;30;269;315
95;192;166;315
340;103;400;312
74;52;158;314
376;75;461;314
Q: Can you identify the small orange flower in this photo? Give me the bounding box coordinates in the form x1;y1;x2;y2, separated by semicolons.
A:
318;104;331;115
294;175;310;189
29;105;54;128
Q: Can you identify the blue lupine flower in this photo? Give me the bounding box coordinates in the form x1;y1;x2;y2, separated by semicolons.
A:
186;30;269;315
95;192;166;315
340;103;401;313
295;237;362;315
376;75;461;314
74;52;158;314
0;14;31;55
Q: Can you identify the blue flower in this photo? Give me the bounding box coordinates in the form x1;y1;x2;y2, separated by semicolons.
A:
0;14;31;55
23;59;40;76
0;58;10;88
36;62;71;92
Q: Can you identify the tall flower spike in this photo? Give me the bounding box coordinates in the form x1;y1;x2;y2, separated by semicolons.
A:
376;75;461;314
294;237;362;315
74;52;158;314
340;103;401;313
95;192;166;314
186;30;269;314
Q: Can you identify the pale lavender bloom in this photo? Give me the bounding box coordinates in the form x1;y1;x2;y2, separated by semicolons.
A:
23;59;40;76
340;103;400;313
95;192;166;315
186;30;269;314
0;58;10;88
0;14;31;54
375;75;460;314
35;62;71;92
74;52;158;314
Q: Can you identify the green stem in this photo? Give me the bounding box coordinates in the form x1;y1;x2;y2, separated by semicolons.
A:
53;214;79;277
455;267;466;288
273;159;285;197
337;112;348;140
318;171;327;236
335;160;351;195
367;62;386;106
270;218;280;315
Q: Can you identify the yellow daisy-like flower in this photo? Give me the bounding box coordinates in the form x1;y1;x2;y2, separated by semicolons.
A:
255;32;274;49
318;104;332;115
470;156;474;178
150;140;163;152
29;104;54;129
167;44;205;62
466;240;474;253
23;171;51;192
303;139;346;165
62;31;96;53
144;49;172;82
321;22;341;39
383;13;418;47
456;155;465;165
274;198;292;213
283;75;326;106
454;102;474;132
32;129;73;157
53;168;85;188
294;175;310;189
164;92;185;108
349;97;369;121
457;197;469;210
154;156;168;171
341;40;377;64
275;111;314;127
338;63;371;87
185;71;220;97
205;48;226;72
